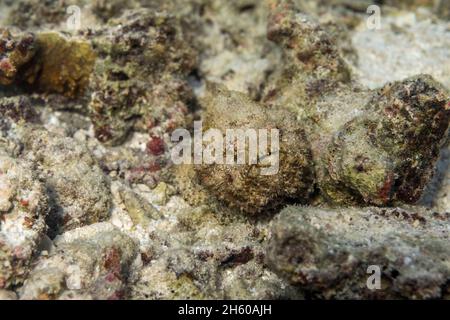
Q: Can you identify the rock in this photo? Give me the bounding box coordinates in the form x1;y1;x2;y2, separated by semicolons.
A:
0;289;17;300
19;127;111;236
266;205;450;299
86;8;197;145
129;200;297;299
20;222;138;300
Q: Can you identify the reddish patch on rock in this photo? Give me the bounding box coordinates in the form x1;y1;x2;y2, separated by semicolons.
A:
108;290;125;300
0;58;13;71
103;247;122;278
147;136;165;156
95;125;113;143
378;173;394;204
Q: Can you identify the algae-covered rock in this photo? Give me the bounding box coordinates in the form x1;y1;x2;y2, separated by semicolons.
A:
86;8;197;145
266;205;450;299
0;28;37;86
317;76;450;206
0;0;448;301
33;33;96;98
264;1;351;113
18;127;111;236
262;0;450;207
0;29;96;97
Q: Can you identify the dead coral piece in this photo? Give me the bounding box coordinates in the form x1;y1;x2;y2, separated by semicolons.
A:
266;205;450;299
18;127;111;237
86;8;197;145
0;29;96;97
33;33;96;98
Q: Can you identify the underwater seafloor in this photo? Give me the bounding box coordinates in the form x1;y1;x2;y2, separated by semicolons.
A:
0;0;449;300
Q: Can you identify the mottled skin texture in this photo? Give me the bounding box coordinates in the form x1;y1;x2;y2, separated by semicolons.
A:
266;205;450;299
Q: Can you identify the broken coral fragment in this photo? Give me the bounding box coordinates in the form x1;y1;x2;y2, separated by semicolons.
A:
19;222;137;300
